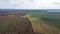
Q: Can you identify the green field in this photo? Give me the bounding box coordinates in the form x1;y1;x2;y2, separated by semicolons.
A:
26;12;60;29
26;11;60;34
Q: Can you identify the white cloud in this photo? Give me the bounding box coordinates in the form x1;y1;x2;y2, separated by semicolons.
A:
0;0;60;9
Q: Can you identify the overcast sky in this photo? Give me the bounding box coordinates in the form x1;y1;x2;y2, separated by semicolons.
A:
0;0;60;9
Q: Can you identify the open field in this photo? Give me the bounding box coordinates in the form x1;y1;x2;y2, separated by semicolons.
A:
26;11;60;34
0;14;34;34
0;9;60;34
27;12;60;29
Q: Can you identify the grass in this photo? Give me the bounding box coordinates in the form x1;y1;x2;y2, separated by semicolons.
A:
27;12;60;29
0;15;28;34
26;12;60;34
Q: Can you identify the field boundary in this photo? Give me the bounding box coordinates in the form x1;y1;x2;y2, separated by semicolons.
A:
25;14;60;34
25;14;42;33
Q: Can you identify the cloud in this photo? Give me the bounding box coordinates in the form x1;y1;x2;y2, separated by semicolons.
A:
0;0;60;9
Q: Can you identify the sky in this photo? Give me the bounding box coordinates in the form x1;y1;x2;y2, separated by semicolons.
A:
0;0;60;9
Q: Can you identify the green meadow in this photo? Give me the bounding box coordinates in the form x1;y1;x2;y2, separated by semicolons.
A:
26;12;60;29
26;11;60;34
